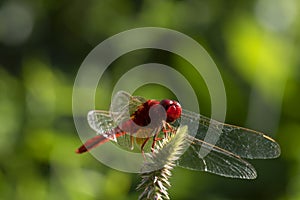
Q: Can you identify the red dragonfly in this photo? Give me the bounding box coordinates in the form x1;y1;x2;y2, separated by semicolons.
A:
76;91;280;179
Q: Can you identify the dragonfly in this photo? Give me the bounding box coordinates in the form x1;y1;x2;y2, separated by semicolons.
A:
76;91;280;179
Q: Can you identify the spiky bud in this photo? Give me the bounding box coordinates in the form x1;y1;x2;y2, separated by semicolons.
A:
137;126;188;200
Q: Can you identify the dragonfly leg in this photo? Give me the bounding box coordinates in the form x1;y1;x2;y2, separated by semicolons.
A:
162;121;175;139
151;128;162;152
151;135;157;152
140;137;150;155
162;121;168;138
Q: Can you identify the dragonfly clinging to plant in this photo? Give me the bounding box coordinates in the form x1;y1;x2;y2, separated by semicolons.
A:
76;91;280;179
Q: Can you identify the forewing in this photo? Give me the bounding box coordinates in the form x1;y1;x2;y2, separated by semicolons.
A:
177;137;257;179
110;91;147;126
181;109;281;159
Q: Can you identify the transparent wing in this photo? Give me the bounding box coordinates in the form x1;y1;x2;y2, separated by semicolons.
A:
87;110;134;149
110;91;147;126
87;91;148;150
181;109;281;159
87;110;153;152
88;91;146;134
177;136;257;179
87;110;117;138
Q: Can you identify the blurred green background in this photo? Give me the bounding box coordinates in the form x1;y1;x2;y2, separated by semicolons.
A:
0;0;299;199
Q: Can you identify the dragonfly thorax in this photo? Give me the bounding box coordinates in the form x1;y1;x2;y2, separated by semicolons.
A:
132;100;161;127
131;99;181;128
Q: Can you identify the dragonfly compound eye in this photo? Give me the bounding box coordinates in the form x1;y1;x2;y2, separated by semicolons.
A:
159;99;173;109
160;99;182;122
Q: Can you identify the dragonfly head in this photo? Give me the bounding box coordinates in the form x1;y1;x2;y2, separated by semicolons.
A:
159;99;182;122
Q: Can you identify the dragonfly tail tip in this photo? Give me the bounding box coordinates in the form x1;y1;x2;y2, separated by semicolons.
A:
75;145;87;154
